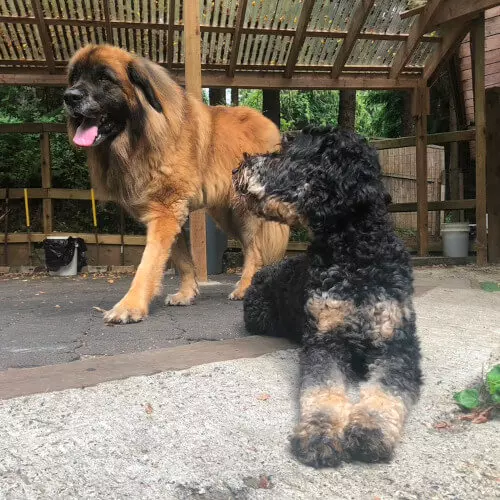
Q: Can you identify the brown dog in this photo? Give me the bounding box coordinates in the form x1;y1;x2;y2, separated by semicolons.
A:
64;44;289;323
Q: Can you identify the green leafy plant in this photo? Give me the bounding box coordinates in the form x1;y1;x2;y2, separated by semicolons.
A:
486;365;500;403
453;364;500;411
453;389;481;410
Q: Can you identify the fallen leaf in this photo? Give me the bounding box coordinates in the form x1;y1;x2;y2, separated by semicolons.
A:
257;393;271;401
145;403;153;414
459;407;493;424
433;421;451;430
107;279;114;284
92;306;106;313
257;475;273;489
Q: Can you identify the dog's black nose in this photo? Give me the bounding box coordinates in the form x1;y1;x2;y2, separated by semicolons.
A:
64;88;84;106
232;166;241;175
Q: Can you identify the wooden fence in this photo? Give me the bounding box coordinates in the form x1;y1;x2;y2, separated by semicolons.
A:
0;124;477;266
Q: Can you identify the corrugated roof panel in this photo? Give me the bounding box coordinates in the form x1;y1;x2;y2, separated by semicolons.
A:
244;0;302;30
298;36;342;66
238;34;292;66
409;41;435;67
41;0;104;20
0;22;44;60
202;0;239;28
347;38;401;66
362;0;412;35
308;0;357;32
201;30;231;64
0;0;34;17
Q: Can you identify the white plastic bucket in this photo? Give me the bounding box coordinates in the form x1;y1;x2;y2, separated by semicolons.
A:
46;236;78;276
441;222;470;258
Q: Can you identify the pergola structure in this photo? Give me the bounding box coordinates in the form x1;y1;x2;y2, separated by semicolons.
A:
0;0;499;278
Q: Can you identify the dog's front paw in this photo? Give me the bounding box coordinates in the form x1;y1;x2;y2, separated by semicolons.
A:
290;413;344;468
343;422;394;463
165;291;196;306
104;298;148;324
343;405;402;463
228;288;246;301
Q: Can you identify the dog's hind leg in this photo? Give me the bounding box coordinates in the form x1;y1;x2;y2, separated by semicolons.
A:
229;219;289;301
165;228;200;306
243;255;307;341
290;343;353;468
343;322;422;463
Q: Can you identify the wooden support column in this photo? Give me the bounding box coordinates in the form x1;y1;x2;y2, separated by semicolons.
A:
472;14;487;265
184;0;207;281
486;88;500;263
413;84;430;256
40;132;53;233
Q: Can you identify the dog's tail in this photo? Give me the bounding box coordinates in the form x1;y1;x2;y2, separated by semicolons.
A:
259;220;290;265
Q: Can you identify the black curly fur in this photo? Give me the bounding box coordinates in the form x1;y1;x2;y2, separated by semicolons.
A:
233;126;422;468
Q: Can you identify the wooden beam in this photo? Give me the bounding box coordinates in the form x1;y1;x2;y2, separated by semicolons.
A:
371;129;475;150
0;123;66;133
0;14;442;42
388;199;476;213
390;0;443;79
423;21;472;81
30;0;55;73
486;88;500;263
472;14;488;265
227;0;248;77
40;133;53;233
400;6;426;20
0;71;421;89
413;85;430;257
430;0;500;28
331;0;375;78
184;0;207;282
284;0;315;78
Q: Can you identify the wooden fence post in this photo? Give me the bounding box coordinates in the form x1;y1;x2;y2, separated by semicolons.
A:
184;0;208;281
40;132;53;233
472;14;487;265
413;84;430;256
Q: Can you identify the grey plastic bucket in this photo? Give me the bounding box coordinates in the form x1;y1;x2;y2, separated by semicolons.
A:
441;222;470;258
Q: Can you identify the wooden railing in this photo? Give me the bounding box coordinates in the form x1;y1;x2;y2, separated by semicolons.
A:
0;124;477;260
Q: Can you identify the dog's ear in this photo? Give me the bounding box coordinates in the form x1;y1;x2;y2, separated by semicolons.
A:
127;60;163;113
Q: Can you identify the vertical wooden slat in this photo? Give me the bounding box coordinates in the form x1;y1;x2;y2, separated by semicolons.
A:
184;0;207;281
40;132;53;233
472;14;487;265
30;0;55;72
227;0;248;77
413;84;430;257
284;0;315;78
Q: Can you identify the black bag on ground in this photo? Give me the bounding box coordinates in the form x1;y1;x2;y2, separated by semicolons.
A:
43;237;79;272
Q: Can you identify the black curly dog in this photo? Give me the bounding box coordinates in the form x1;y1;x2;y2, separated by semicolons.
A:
233;127;422;468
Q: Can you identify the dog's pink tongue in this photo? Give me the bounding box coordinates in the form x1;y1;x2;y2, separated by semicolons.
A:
73;124;98;147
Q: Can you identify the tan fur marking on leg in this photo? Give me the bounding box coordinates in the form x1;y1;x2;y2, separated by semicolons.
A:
300;387;352;429
307;298;355;333
294;387;353;455
371;301;412;342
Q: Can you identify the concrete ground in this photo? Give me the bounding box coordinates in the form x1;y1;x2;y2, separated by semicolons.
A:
0;266;499;499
